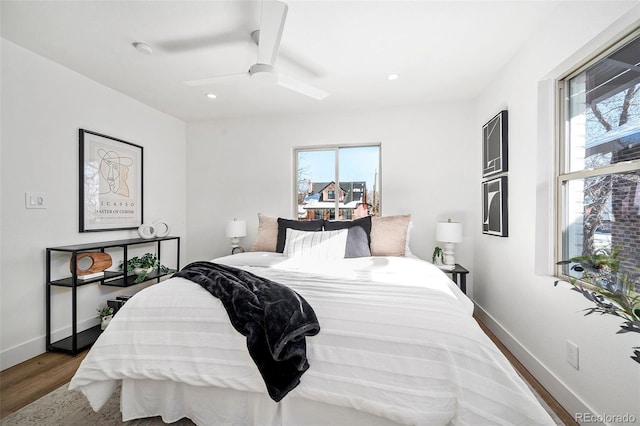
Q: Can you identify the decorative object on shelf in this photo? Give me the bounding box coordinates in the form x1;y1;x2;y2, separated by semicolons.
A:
482;110;508;178
97;305;114;331
226;219;247;254
79;129;143;232
71;252;112;279
138;220;171;239
482;176;508;237
120;253;170;284
554;245;640;364
153;220;170;237
436;219;463;267
138;223;155;239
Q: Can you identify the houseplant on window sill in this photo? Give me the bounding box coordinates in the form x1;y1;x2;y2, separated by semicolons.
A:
554;245;640;364
120;253;171;284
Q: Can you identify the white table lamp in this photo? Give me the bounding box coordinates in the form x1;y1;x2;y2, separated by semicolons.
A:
436;219;463;266
226;219;247;254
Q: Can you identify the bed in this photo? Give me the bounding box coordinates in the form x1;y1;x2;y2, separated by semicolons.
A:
69;250;555;425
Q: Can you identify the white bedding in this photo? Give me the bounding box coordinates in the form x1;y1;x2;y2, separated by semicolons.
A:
69;253;554;425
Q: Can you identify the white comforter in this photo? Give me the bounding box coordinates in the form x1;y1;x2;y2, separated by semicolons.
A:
69;253;554;425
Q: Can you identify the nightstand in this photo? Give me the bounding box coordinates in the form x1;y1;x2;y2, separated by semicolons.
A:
448;264;469;294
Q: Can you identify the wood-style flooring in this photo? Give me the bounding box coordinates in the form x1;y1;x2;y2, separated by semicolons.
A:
0;319;577;424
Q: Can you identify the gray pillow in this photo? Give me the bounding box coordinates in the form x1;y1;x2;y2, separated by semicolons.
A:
323;216;372;258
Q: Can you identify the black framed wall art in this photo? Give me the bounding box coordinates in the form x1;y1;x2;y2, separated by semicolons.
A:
482;110;508;178
79;129;143;232
482;176;508;237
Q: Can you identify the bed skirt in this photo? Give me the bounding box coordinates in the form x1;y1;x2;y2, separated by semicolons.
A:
120;379;402;426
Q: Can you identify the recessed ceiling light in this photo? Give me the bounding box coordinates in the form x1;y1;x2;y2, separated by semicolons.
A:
206;93;217;99
387;73;399;81
132;42;153;55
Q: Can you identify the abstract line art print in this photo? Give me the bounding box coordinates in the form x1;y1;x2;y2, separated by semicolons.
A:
79;129;143;232
482;110;508;178
482;176;508;237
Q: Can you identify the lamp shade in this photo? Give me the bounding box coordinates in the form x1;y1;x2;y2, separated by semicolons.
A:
226;220;246;238
436;221;463;243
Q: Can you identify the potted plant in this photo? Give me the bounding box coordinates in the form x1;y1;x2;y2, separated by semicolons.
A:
97;305;114;330
120;253;170;283
432;246;444;265
554;245;640;364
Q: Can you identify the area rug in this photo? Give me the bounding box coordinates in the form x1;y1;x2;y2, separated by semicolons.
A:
1;383;193;426
2;380;564;425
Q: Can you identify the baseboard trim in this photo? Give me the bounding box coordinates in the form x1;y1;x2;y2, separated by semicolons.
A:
0;336;43;371
1;318;98;371
473;303;603;425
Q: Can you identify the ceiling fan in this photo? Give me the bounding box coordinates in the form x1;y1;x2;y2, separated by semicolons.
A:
184;0;329;100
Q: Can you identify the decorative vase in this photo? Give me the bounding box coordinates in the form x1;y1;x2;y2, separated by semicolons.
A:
133;267;153;275
101;314;113;330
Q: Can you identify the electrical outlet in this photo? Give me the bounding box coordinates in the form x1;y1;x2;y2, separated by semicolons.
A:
567;340;579;369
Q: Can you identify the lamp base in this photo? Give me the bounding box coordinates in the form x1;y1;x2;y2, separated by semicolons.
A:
442;242;456;266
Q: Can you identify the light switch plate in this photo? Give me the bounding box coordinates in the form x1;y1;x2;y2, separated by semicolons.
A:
25;192;47;209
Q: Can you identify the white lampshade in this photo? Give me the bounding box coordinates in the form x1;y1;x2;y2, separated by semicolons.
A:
436;220;463;243
226;220;246;238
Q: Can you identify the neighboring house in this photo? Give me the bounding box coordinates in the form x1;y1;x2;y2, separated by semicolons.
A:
300;180;370;220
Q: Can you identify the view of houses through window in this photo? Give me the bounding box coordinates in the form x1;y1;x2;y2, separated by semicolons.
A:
558;31;640;291
295;145;381;221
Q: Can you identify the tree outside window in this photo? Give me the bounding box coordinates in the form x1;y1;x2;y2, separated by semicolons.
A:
559;32;640;291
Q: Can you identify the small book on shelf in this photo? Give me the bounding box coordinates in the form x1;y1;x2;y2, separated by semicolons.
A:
77;271;105;280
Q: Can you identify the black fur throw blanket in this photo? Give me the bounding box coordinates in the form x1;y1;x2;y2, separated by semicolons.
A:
174;261;320;402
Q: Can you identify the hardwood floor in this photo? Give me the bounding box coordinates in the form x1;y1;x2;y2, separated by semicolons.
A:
0;349;88;419
0;320;577;424
475;319;578;426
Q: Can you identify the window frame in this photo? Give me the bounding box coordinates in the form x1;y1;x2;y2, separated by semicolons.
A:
555;28;640;280
293;143;382;220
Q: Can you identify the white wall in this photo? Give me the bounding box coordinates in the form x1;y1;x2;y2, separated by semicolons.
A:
473;2;640;424
0;39;187;369
186;103;476;268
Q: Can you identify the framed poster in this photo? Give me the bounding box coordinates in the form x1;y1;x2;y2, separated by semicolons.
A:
482;110;508;177
482;176;508;237
79;129;143;232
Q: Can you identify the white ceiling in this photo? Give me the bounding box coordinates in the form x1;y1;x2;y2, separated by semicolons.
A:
1;1;561;122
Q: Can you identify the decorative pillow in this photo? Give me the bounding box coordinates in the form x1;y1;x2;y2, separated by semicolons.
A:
405;221;414;256
323;216;372;258
370;214;411;256
284;228;348;260
276;218;324;253
251;213;278;252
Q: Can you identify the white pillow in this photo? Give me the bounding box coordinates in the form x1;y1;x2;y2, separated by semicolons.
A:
284;228;348;261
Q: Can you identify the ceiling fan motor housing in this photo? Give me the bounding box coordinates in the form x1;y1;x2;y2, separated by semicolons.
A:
249;63;278;84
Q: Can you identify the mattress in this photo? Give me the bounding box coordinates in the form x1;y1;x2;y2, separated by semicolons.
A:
69;252;554;425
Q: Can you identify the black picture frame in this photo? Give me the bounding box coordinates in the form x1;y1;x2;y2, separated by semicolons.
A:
79;129;143;232
482;110;508;177
482;176;508;237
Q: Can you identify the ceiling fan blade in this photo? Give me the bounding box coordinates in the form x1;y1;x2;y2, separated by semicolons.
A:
277;73;329;100
257;0;288;66
184;72;249;87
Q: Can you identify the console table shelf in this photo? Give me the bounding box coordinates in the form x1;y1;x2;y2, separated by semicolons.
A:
46;236;180;355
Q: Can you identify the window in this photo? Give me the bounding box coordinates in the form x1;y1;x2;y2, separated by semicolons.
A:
295;145;381;221
557;31;640;290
